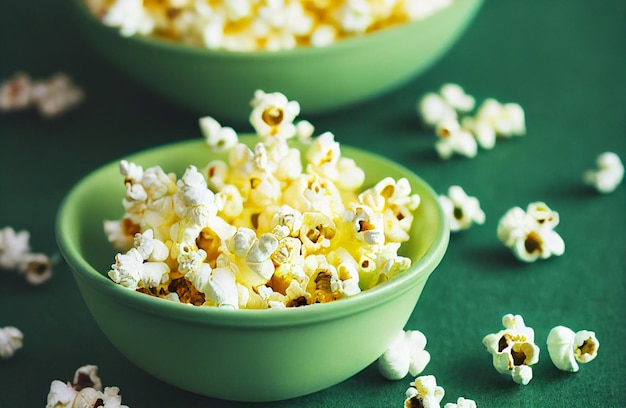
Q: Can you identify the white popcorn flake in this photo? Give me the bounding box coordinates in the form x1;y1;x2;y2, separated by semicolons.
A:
583;151;624;193
482;314;540;385
438;186;485;232
378;329;430;380
404;375;445;408
497;202;564;262
418;92;457;128
199;116;238;151
444;397;478;408
0;226;53;285
546;325;599;372
103;0;155;37
250;89;300;142
440;83;475;113
475;98;526;138
0;326;24;359
434;118;477;160
46;365;129;408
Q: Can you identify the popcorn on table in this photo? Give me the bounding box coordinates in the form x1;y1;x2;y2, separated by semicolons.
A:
497;201;564;263
583;151;624;193
0;71;83;118
87;0;455;51
482;314;540;385
438;186;485;232
0;326;23;359
0;226;53;284
378;329;430;380
46;365;129;408
105;89;420;309
417;84;526;158
546;326;599;372
444;397;477;408
404;375;445;408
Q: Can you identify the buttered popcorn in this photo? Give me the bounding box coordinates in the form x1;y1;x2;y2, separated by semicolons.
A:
86;0;454;51
104;90;420;309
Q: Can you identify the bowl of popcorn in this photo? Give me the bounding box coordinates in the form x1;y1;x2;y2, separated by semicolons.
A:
56;91;449;402
72;0;483;122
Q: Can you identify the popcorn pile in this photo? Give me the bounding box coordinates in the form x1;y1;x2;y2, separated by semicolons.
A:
104;90;421;309
497;201;564;263
0;226;53;285
86;0;454;51
417;83;525;160
0;72;84;118
46;365;128;408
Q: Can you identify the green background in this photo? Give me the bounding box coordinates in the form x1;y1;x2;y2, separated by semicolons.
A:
1;1;624;407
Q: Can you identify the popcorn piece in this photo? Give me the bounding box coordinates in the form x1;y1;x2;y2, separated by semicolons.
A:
583;151;624;193
46;365;129;408
404;375;445;408
546;326;599;372
378;329;431;380
30;73;85;118
444;397;478;408
250;90;300;142
482;314;540;385
0;226;53;285
440;83;475;113
102;0;155;37
474;98;526;138
108;247;170;290
199;116;238;151
434;118;478;160
438;186;485;232
497;202;564;262
0;72;32;111
0;326;24;359
417;92;457;128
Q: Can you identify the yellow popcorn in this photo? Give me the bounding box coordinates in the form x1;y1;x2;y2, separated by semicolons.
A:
104;90;421;308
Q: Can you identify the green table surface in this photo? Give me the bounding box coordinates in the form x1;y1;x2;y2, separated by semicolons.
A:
1;1;624;407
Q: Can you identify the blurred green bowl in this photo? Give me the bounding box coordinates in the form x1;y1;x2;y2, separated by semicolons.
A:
71;0;483;123
56;136;449;402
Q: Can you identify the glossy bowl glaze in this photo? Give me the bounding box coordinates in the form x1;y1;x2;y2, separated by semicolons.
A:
56;136;449;402
70;0;483;123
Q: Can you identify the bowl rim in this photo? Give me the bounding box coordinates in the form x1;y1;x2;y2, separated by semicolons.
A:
56;137;449;328
71;0;482;59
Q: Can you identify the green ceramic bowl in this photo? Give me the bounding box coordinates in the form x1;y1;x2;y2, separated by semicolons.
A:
70;0;483;123
56;137;449;402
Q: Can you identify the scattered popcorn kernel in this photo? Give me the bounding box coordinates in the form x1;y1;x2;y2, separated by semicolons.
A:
0;226;53;284
482;314;540;385
475;98;526;138
199;116;239;151
378;329;430;380
404;375;445;408
0;326;23;359
444;397;478;408
0;72;31;111
434;118;477;160
440;83;475;113
46;365;129;408
497;202;564;263
583;151;624;193
418;92;457;128
546;326;599;372
438;186;485;232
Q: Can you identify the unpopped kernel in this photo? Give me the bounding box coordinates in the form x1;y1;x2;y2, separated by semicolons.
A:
85;0;454;51
46;365;129;408
496;202;564;263
546;325;599;372
482;314;540;385
104;90;420;309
